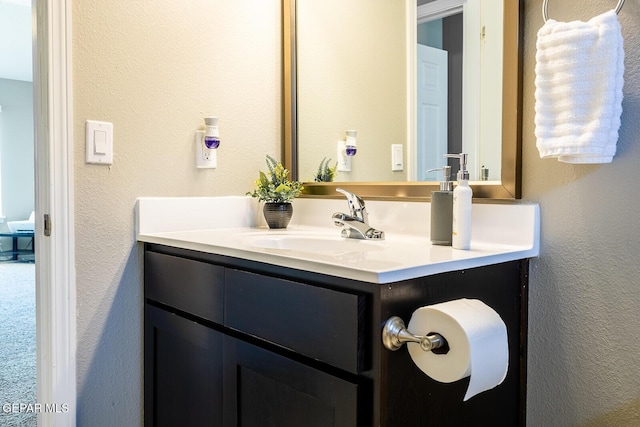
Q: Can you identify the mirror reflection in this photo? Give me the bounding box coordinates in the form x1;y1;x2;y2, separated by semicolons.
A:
297;0;406;183
296;0;505;183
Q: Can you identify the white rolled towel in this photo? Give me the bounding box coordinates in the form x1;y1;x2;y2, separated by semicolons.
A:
535;10;624;164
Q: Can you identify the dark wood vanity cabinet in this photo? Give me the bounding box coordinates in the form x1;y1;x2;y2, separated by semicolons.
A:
144;244;528;427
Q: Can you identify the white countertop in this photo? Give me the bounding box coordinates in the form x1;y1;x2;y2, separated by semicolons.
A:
136;197;540;284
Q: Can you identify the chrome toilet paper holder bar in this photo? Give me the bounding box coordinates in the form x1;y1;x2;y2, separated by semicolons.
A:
382;316;445;352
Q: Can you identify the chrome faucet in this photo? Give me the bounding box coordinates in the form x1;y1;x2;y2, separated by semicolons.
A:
332;188;385;240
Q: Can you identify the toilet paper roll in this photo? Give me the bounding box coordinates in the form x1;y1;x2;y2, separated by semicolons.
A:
407;298;508;401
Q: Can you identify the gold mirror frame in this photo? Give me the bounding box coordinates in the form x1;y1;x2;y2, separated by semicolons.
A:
283;0;523;200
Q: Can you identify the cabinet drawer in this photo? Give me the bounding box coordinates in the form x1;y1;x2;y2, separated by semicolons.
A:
145;251;224;323
225;269;368;374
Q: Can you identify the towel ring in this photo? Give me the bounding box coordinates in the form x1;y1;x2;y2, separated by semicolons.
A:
543;0;625;23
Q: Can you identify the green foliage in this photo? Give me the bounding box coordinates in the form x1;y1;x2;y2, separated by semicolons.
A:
313;157;338;182
246;155;304;203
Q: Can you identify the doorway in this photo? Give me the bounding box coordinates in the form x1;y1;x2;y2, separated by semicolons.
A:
0;1;37;425
1;0;75;425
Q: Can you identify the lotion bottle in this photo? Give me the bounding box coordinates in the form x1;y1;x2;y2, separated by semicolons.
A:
445;153;472;250
426;166;453;246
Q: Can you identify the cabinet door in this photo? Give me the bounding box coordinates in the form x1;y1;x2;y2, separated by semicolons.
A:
223;336;361;427
145;305;223;427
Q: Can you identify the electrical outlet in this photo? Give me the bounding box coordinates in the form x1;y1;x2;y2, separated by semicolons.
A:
195;130;217;169
337;141;351;172
202;147;212;160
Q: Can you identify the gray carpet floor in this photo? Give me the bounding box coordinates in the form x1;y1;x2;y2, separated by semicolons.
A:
0;262;36;427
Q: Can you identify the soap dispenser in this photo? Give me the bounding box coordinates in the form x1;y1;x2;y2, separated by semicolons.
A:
444;153;472;250
426;166;453;246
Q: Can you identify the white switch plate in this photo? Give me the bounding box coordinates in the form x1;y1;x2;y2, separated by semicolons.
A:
195;130;217;169
86;120;113;165
391;144;403;171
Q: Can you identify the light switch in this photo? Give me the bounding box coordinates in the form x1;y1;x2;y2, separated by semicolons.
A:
391;144;403;171
94;130;107;154
86;120;113;165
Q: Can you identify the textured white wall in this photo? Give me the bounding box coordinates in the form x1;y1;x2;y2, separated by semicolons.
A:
523;0;640;425
72;1;281;425
72;0;640;425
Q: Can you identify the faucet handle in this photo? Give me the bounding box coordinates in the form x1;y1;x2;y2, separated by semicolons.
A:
336;188;367;221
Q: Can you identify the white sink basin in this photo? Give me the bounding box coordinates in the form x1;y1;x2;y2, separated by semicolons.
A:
235;231;385;254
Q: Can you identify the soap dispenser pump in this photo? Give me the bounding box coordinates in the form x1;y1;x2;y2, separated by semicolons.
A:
426;166;453;246
444;153;472;250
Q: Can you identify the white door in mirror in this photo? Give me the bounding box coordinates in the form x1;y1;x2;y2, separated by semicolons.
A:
85;120;113;165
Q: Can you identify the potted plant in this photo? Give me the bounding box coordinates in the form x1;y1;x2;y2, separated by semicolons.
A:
247;155;304;228
313;157;338;182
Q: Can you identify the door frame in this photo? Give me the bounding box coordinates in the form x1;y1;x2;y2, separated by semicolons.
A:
33;0;76;425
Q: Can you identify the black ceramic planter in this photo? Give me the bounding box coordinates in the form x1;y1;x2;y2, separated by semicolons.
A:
263;202;293;229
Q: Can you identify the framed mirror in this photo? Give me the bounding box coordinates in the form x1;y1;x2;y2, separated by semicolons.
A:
283;0;522;200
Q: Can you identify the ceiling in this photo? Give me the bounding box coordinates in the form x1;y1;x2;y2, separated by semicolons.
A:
0;0;32;82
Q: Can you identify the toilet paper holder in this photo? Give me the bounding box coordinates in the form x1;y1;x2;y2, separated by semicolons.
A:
382;316;446;352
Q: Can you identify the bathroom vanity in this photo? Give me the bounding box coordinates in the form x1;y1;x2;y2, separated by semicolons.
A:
138;197;539;427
